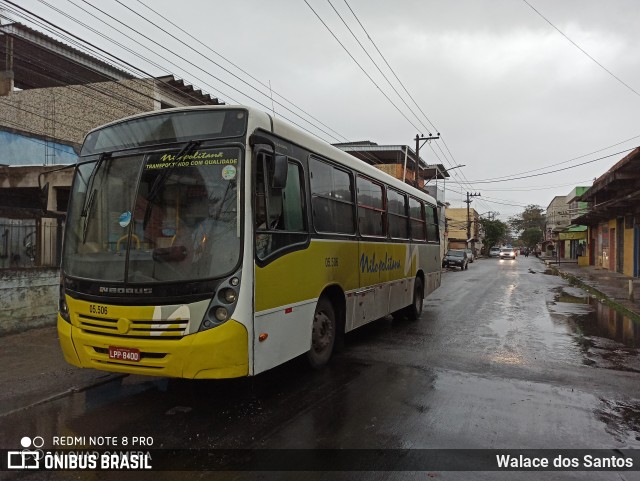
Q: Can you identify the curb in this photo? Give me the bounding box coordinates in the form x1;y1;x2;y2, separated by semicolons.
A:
545;264;640;323
0;373;127;418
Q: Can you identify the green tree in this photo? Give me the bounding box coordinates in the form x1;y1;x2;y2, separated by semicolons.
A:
480;218;508;250
521;227;543;248
508;205;545;235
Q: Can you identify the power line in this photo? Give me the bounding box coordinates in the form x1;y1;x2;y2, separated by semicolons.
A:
447;148;633;184
42;0;221;105
474;180;593;192
3;0;214;107
112;0;390;165
326;0;430;135
522;0;640;99
460;133;640;183
303;0;423;133
107;0;348;143
69;0;372;146
133;0;351;144
336;0;487;205
342;0;438;134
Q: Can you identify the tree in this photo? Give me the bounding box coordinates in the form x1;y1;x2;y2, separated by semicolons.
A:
508;205;545;235
521;227;543;248
479;218;508;250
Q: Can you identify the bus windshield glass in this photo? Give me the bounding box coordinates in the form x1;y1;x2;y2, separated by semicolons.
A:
63;146;242;283
81;109;247;155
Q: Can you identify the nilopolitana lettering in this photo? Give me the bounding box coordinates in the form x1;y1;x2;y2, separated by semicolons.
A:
359;252;401;274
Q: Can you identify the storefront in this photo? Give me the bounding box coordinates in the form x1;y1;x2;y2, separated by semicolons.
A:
559;226;587;260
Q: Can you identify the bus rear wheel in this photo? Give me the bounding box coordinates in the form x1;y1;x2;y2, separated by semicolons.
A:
307;297;336;368
405;277;424;321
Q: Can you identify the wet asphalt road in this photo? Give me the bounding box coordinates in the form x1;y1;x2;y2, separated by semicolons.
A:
3;256;640;480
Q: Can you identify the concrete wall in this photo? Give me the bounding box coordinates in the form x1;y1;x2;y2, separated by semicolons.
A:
0;268;58;335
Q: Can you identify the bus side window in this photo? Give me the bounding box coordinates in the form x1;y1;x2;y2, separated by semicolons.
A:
309;158;355;235
357;176;385;237
409;198;426;241
426;204;439;242
255;153;307;260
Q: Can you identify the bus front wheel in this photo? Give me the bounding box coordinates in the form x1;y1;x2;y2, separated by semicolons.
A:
405;277;424;321
307;297;336;368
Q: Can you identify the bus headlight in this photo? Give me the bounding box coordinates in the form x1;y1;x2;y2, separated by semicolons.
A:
214;307;229;322
199;272;241;331
59;286;70;323
220;288;237;304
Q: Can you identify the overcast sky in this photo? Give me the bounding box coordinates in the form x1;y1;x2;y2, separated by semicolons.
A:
13;0;640;220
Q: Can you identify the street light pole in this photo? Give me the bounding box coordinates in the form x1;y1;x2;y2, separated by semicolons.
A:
414;133;439;187
424;164;465;205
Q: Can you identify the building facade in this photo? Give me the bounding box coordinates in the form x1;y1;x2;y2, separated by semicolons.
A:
0;22;221;269
446;207;480;254
544;195;571;257
574;148;640;276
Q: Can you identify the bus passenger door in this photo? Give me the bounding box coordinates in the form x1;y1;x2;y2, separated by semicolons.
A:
252;151;311;374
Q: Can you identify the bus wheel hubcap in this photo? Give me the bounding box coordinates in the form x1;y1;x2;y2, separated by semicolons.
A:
313;311;332;351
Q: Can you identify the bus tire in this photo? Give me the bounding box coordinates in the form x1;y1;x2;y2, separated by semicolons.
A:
405;277;424;321
307;297;336;368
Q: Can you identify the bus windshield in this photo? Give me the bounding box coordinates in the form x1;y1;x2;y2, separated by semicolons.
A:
63;146;242;283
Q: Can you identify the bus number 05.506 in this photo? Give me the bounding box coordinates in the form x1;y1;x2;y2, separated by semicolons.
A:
324;257;338;268
89;304;108;315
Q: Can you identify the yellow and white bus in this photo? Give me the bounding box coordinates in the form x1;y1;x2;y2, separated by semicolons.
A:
58;105;441;379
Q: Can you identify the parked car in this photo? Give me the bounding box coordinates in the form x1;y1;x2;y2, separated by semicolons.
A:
443;249;469;270
489;247;501;258
499;247;516;260
464;248;474;263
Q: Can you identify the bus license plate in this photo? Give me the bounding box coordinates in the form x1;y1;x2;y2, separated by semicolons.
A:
108;346;140;362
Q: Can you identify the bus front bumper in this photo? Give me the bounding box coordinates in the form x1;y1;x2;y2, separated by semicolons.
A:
58;317;249;379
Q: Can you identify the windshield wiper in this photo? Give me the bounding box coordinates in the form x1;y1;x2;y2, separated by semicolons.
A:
143;140;200;229
81;152;110;217
81;152;111;243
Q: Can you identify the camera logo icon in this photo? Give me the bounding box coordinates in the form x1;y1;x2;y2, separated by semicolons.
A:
7;436;44;469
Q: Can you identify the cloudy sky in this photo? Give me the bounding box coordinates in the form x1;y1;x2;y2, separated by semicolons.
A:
12;0;640;220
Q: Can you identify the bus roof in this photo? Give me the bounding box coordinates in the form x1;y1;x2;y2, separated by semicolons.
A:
83;104;437;205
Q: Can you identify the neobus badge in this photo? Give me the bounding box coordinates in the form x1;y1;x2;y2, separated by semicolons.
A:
98;287;153;295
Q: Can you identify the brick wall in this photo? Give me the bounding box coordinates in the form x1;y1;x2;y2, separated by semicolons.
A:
0;79;161;145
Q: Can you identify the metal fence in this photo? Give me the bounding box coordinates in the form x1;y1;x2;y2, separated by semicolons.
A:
0;218;64;269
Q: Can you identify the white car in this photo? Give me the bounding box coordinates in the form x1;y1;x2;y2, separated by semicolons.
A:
499;247;516;259
489;247;501;258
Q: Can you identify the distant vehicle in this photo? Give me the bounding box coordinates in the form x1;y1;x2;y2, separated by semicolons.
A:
443;249;469;270
499;247;516;260
464;248;474;263
489;247;501;258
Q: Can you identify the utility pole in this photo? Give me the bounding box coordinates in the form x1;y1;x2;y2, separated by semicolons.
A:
483;211;498;221
414;133;439;188
465;192;481;243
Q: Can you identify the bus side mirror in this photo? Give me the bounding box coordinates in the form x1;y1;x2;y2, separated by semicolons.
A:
272;155;288;189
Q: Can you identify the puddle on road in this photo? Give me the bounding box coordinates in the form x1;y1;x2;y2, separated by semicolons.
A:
596;398;640;444
549;287;640;373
